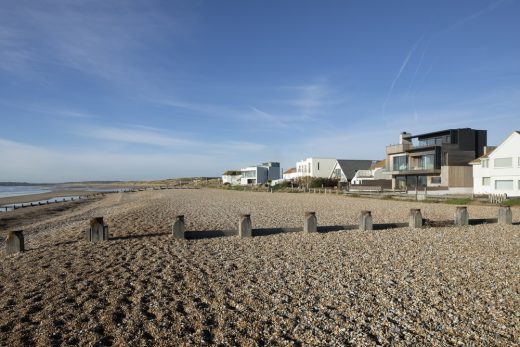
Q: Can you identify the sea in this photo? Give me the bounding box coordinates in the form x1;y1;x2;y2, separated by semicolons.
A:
0;185;54;199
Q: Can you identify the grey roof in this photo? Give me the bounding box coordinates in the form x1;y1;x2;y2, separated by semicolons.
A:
336;160;374;179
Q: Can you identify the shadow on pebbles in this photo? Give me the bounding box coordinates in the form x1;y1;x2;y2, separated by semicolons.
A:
0;189;519;346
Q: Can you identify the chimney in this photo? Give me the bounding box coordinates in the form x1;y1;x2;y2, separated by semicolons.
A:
400;132;412;145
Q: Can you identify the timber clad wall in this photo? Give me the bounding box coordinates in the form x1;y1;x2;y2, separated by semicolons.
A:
441;166;473;187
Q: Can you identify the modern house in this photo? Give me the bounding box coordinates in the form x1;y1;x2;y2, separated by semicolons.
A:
240;162;281;185
351;160;392;185
385;128;487;192
329;159;375;182
295;158;338;178
222;162;281;186
470;131;520;197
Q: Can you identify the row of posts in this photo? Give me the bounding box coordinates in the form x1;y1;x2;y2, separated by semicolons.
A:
172;205;513;239
3;206;514;254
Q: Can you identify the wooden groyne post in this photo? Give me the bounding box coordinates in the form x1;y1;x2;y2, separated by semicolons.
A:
303;212;317;233
359;210;373;231
86;217;109;241
172;215;186;239
498;206;512;225
455;206;469;226
238;214;252;238
5;230;24;255
409;209;423;228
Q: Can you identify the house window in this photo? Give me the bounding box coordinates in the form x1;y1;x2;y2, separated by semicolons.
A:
495;180;513;190
482;177;490;186
431;176;441;184
308;163;311;173
481;159;488;168
392;155;407;171
494;158;512;168
318;162;320;170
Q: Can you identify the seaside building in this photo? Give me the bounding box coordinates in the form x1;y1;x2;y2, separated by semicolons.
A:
470;131;520;197
222;171;242;185
329;159;375;182
295;158;337;178
240;162;281;185
292;157;373;182
282;167;299;180
351;160;392;186
385;128;487;192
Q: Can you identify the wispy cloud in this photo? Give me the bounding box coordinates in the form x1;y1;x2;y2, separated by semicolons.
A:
0;100;96;119
0;1;193;85
71;123;267;154
77;125;191;147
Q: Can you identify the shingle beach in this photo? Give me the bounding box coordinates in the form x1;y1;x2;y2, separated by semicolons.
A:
1;189;519;346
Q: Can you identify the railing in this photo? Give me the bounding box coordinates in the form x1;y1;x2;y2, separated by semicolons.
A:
386;143;412;154
392;163;436;172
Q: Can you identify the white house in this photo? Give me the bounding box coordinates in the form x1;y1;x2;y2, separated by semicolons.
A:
222;173;242;185
351;160;391;184
330;159;375;182
295;158;337;178
471;131;520;197
282;167;300;180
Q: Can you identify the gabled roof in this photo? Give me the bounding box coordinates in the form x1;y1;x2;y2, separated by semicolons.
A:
469;147;496;165
336;160;374;179
469;131;520;164
284;167;296;174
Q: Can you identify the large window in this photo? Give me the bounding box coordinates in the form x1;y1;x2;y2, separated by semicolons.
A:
481;159;489;168
393;155;407;171
482;177;490;186
495;180;513;190
242;170;256;178
418;135;450;147
421;155;435;170
494;158;512;168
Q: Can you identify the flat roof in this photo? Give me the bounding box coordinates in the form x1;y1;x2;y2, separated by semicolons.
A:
405;128;485;140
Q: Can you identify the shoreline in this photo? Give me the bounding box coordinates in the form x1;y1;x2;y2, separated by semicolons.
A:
0;190;96;205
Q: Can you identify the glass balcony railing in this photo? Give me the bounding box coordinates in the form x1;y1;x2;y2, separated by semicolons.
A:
393;163;436;171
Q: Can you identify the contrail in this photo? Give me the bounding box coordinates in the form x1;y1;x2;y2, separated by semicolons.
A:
443;0;508;34
382;35;424;116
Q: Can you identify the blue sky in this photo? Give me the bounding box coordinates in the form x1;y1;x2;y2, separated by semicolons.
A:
1;0;519;182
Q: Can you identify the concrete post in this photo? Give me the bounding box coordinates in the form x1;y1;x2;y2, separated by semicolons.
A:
172;215;186;239
498;206;512;225
455;206;469;226
303;212;317;233
238;214;252;238
359;210;373;231
86;217;109;241
409;209;423;228
5;230;24;255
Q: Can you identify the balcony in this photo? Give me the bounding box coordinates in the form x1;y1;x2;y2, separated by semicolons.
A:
391;163;440;175
386;143;412;155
